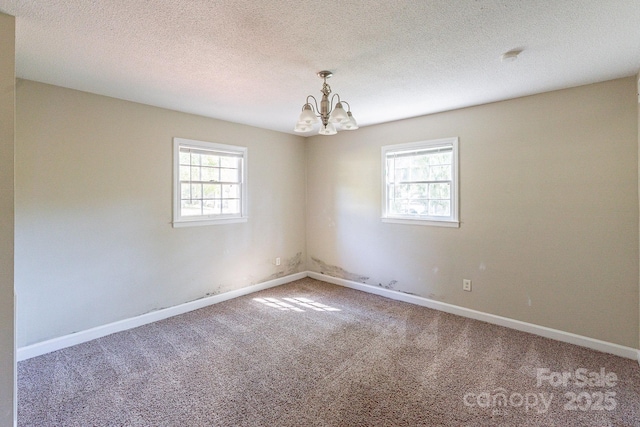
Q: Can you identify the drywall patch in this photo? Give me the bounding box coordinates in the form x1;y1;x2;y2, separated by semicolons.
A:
310;257;369;283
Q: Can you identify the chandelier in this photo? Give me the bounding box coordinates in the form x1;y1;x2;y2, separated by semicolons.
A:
294;71;358;135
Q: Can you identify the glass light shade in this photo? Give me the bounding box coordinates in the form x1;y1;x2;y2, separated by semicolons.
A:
294;122;313;133
329;102;349;123
342;111;359;130
318;122;337;135
297;105;319;124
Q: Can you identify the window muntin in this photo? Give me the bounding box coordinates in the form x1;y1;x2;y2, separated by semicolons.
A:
382;138;459;227
173;138;247;227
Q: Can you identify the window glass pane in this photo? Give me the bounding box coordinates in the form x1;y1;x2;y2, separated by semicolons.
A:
220;156;239;168
220;168;239;183
410;166;429;181
394;156;410;169
394;167;408;182
429;183;450;199
202;200;219;215
408;183;427;199
391;199;408;214
190;184;202;199
395;200;411;214
407;201;427;215
396;183;410;199
181;200;202;216
428;200;450;216
190;166;201;181
190;153;201;166
433;152;452;165
203;184;220;199
411;154;430;169
222;199;239;214
200;167;218;182
179;152;190;164
429;165;451;180
179;165;190;181
223;184;239;198
201;154;219;167
181;183;191;199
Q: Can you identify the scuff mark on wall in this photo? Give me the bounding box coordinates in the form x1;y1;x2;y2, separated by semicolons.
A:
310;257;369;283
261;252;304;282
400;290;418;296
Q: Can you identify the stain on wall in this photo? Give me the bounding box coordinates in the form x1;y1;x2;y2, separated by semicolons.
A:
378;280;398;290
286;252;304;274
310;257;370;283
261;252;304;282
203;284;224;297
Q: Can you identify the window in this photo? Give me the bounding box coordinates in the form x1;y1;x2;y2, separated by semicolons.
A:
173;138;247;227
382;137;459;227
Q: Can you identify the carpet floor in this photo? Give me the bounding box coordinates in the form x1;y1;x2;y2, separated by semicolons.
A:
18;277;640;426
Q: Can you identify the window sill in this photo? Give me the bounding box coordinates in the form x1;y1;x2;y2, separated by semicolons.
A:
173;217;248;228
381;217;459;228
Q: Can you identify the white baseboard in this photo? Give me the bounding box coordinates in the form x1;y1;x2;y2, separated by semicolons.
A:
17;270;639;363
307;272;639;361
17;272;307;361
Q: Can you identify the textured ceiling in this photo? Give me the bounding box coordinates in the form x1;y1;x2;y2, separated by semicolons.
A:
1;1;640;135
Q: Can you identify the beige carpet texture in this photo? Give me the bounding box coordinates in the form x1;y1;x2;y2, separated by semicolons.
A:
18;278;640;426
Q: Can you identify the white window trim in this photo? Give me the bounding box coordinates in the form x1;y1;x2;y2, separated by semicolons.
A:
172;137;248;228
381;137;459;228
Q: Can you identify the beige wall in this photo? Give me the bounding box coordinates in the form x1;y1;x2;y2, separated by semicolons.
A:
0;12;15;426
307;77;639;348
15;81;306;347
14;75;640;353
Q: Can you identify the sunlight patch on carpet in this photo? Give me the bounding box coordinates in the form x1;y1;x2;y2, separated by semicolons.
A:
253;297;341;312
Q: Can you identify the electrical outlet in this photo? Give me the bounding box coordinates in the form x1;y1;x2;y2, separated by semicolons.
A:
463;279;472;292
276;257;281;266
